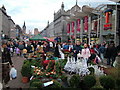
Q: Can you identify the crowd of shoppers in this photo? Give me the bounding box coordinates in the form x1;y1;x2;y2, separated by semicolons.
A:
1;39;120;88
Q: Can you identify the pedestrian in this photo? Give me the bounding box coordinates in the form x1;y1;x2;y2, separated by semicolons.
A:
54;43;60;58
81;43;91;66
1;43;14;88
63;42;69;50
18;42;24;56
89;45;96;63
25;42;32;53
73;41;82;61
99;43;106;63
105;43;117;66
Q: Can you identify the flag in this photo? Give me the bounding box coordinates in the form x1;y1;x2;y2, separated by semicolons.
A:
67;23;70;33
71;21;75;33
84;16;88;32
77;19;80;33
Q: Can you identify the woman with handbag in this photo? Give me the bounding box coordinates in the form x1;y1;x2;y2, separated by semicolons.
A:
1;43;13;88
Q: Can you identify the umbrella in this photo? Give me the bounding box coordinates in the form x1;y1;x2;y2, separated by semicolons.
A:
29;34;47;41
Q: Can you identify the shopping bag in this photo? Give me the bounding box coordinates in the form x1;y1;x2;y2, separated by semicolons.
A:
10;67;17;79
96;55;101;63
113;60;117;67
77;53;82;58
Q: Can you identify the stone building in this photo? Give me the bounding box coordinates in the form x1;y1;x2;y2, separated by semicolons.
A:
34;28;39;35
0;5;15;39
40;2;81;42
40;2;120;45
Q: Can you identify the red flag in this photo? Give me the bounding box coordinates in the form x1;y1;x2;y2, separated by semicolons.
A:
77;19;80;33
71;22;75;33
84;16;88;32
67;23;70;33
105;12;109;23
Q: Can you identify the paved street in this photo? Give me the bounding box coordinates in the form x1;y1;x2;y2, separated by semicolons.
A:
8;55;29;89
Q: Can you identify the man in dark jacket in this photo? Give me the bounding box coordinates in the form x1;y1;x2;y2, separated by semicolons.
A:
1;43;13;88
73;41;82;61
106;43;117;66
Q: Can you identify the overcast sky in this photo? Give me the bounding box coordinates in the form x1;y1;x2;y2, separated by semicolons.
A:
0;0;114;33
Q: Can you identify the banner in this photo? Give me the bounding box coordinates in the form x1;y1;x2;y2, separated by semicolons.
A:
84;16;88;32
77;19;80;33
71;22;75;33
105;12;109;23
67;23;70;33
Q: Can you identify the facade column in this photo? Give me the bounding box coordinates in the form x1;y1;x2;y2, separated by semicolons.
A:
74;20;77;43
88;15;92;45
115;3;117;46
69;22;72;43
100;13;103;44
97;15;100;38
80;19;83;42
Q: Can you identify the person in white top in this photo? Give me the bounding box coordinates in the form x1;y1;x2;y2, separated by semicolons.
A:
81;43;91;66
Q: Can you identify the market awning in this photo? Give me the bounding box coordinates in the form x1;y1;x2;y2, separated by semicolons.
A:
29;34;47;41
43;37;55;42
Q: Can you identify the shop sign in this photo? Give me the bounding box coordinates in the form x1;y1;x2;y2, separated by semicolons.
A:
104;24;112;30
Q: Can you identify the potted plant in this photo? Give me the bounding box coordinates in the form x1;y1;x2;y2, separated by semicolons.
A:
30;81;43;89
99;75;115;90
49;80;63;88
83;75;96;89
21;62;32;83
68;74;81;88
60;74;68;87
116;78;120;89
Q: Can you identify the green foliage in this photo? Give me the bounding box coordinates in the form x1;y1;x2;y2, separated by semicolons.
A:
50;74;59;79
23;60;29;64
55;59;67;73
99;75;115;89
90;85;104;90
55;61;62;74
30;81;43;89
50;80;63;88
21;61;32;77
116;78;120;88
88;67;95;75
60;74;68;82
83;75;96;89
69;74;81;88
46;61;54;72
30;79;41;86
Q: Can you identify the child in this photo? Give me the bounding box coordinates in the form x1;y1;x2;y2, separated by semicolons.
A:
16;48;20;56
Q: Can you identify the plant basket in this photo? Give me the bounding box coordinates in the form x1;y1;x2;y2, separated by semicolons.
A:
22;77;29;83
